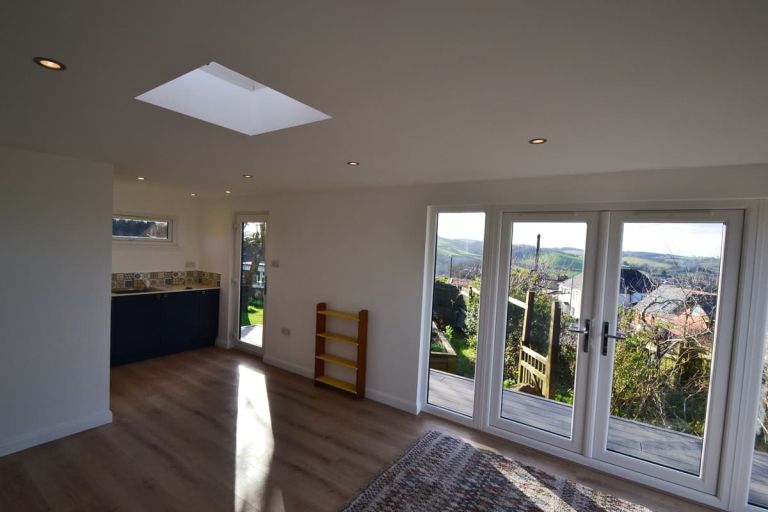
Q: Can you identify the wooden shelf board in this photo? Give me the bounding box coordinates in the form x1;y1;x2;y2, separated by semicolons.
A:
318;309;360;321
315;376;357;394
317;331;358;345
316;353;358;370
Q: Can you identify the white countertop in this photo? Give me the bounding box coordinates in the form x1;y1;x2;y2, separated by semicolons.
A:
111;284;220;297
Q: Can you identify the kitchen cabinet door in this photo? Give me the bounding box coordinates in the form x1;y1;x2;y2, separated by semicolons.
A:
160;292;200;354
197;289;220;347
111;294;162;366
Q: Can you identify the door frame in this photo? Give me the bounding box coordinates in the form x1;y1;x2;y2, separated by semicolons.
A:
232;212;269;357
726;199;768;511
487;211;601;454
590;209;744;494
418;199;764;510
417;205;499;430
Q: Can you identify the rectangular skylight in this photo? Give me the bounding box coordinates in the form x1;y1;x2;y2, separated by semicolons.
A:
136;62;331;135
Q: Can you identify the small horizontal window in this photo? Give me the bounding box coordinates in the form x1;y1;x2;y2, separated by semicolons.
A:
112;215;173;242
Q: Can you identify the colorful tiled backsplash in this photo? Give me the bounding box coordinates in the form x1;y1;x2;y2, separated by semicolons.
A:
112;270;221;290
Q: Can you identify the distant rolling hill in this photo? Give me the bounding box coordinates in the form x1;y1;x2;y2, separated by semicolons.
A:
435;238;585;277
510;245;584;275
435;238;484;277
435;238;720;280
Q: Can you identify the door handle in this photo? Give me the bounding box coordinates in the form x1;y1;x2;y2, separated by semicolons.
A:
601;321;626;356
567;319;590;353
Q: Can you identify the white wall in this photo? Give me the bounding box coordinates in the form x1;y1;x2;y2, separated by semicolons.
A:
0;147;113;456
200;164;768;413
112;179;203;273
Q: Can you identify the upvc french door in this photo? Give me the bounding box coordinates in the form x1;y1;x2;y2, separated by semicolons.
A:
590;210;743;493
488;212;600;453
488;209;743;494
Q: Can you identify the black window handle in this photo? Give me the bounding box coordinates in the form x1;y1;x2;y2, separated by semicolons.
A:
601;321;626;356
567;319;590;353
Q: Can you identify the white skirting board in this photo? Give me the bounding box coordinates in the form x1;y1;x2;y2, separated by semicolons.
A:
0;410;113;458
262;354;418;414
263;354;314;378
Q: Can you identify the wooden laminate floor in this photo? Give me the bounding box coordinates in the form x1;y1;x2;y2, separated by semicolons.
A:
0;348;716;512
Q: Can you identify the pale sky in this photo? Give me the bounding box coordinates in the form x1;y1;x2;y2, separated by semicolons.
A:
243;221;265;238
622;223;724;258
437;213;724;258
511;223;587;250
437;212;486;240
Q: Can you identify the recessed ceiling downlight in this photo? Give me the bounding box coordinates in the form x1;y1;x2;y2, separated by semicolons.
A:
136;176;146;181
529;138;547;145
34;57;66;71
135;62;331;135
242;174;253;179
347;161;360;166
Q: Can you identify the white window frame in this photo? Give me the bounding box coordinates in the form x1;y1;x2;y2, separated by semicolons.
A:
231;212;269;358
111;212;177;245
417;205;499;431
418;198;766;511
727;199;768;512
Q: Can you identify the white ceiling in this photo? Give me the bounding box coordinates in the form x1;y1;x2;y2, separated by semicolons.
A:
1;1;767;195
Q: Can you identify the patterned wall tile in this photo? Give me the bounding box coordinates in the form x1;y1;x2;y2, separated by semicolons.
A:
112;270;221;290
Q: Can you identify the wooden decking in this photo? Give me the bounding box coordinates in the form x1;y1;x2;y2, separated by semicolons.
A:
428;368;768;503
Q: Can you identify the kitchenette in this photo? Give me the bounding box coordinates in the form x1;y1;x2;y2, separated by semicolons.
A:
110;270;221;366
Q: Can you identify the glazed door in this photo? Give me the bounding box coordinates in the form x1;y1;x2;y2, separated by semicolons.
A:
234;214;268;355
591;210;743;493
488;212;600;453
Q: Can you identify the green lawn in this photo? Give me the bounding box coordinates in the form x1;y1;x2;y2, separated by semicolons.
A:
443;329;477;379
240;305;264;327
248;305;263;326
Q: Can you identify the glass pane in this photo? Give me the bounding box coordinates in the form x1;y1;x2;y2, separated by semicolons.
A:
239;221;266;347
748;317;768;507
607;222;725;475
112;215;169;240
427;212;485;417
499;222;587;438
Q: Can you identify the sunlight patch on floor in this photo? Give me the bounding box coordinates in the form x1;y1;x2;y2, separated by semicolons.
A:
235;365;283;511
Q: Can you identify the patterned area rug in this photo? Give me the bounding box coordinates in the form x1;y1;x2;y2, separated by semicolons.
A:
340;430;651;512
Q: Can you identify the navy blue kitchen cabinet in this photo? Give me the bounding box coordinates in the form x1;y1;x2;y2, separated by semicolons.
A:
110;294;162;366
111;289;220;367
197;289;220;348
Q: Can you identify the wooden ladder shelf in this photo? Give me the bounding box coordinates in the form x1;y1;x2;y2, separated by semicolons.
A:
314;302;368;399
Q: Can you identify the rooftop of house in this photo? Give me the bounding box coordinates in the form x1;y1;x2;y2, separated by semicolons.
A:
633;284;717;319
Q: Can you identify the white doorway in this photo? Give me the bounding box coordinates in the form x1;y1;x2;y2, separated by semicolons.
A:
234;214;268;355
